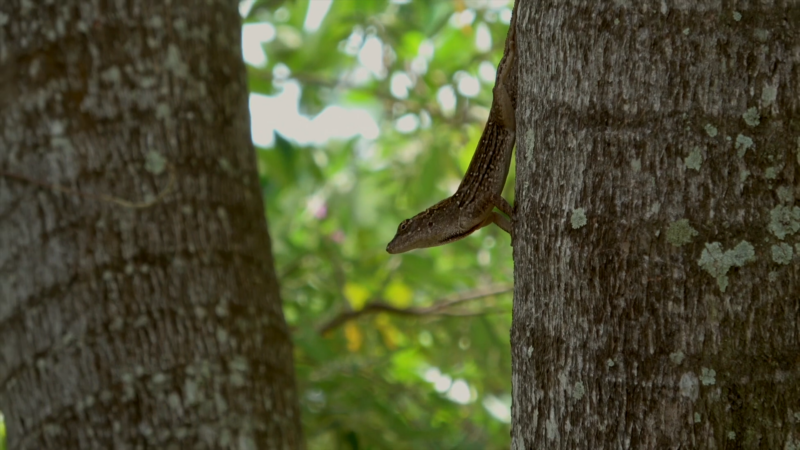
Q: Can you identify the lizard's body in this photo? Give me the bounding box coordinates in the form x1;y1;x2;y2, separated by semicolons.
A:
386;14;518;254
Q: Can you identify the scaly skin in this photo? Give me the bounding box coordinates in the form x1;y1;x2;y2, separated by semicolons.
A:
386;11;518;254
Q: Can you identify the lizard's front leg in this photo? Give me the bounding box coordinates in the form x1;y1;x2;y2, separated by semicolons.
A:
491;193;514;237
488;211;512;235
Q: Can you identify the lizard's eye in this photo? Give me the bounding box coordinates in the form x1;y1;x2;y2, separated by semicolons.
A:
399;220;409;231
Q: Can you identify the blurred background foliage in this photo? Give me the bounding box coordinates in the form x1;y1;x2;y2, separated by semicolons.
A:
248;0;515;448
0;1;514;449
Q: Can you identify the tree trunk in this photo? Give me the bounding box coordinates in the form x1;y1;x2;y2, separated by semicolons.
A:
512;1;799;448
0;1;302;449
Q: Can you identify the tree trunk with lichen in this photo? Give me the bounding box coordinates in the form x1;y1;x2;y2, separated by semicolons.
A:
0;2;302;449
512;1;799;448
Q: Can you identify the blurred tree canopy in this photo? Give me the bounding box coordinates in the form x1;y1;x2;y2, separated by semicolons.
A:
247;0;515;448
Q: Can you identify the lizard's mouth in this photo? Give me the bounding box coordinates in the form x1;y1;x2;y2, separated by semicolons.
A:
439;222;483;245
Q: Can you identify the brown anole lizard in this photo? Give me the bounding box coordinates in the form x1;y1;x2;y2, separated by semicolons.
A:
386;13;518;254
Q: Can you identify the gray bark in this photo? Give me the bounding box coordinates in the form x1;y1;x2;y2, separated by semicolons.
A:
0;1;302;449
512;1;799;448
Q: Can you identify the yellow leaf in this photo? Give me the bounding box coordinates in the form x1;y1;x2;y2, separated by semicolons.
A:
344;322;363;352
344;282;370;309
384;280;413;307
375;314;401;350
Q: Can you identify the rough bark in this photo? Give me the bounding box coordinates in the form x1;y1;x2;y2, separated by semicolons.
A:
512;1;799;448
0;1;302;449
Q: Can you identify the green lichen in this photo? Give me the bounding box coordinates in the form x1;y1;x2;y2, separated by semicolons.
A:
606;359;615;367
699;244;730;291
685;148;703;171
729;241;757;266
571;208;587;229
761;86;777;105
728;431;736;440
164;44;189;78
754;29;770;42
777;186;793;204
630;158;641;173
697;241;755;292
700;367;716;386
148;16;163;28
740;169;750;182
155;103;171;120
151;372;168;384
765;167;778;179
173;18;188;33
545;415;558;440
145;150;167;175
768;205;800;239
167;393;182;410
732;11;742;21
679;372;698;400
216;327;229;344
670;351;685;364
100;66;122;84
735;134;753;157
768;271;779;282
771;243;793;265
51;137;73;153
742;107;761;127
138;76;156;89
650;202;661;216
666;219;698;247
694;412;702;423
572;382;585;400
704;123;718;137
525;129;536;161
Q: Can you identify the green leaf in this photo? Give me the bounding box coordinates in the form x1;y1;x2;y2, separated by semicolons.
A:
255;1;514;447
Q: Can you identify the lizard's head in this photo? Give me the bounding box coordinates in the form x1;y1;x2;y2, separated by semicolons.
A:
386;215;431;254
386;200;479;254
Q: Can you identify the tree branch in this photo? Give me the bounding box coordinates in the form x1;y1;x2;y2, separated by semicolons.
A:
317;284;512;335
